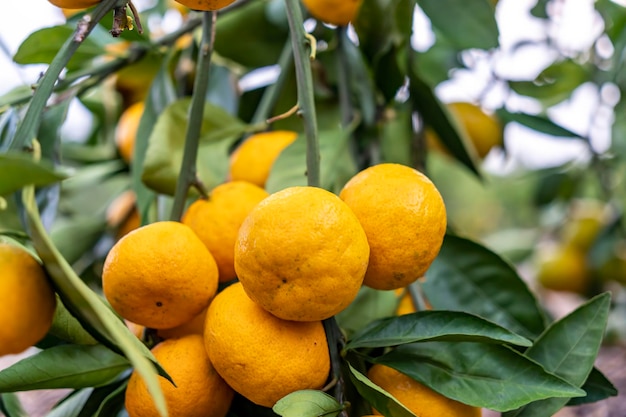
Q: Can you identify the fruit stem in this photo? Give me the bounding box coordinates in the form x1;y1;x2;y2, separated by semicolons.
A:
170;11;217;221
250;38;294;126
10;0;119;151
284;0;321;188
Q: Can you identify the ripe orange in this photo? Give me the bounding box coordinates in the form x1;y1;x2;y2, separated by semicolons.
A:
182;181;269;283
106;190;141;239
102;221;218;329
448;102;502;159
535;243;589;294
204;283;330;407
115;102;144;163
173;0;236;11
368;364;481;417
560;199;609;251
0;243;57;356
125;334;234;417
228;131;298;188
339;163;447;290
157;307;207;339
48;0;99;9
301;0;363;26
235;186;369;321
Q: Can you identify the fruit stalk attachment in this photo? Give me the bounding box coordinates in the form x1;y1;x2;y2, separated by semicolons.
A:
170;10;218;221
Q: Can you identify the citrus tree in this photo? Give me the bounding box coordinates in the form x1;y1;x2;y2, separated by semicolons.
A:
0;0;623;416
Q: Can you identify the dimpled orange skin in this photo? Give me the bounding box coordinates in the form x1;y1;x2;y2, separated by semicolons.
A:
115;102;144;164
340;163;447;290
302;0;363;26
48;0;99;9
102;221;218;329
125;335;234;417
368;364;482;417
204;283;330;407
182;181;269;283
228;131;298;188
0;244;57;356
173;0;235;11
235;186;370;321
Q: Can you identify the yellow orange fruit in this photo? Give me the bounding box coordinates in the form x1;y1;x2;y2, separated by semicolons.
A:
0;243;57;356
235;186;369;321
106;190;141;239
115;102;144;163
339;163;447;290
125;334;234;417
448;102;502;159
228;131;298;188
157;307;207;339
302;0;363;26
368;364;481;417
102;221;218;329
48;0;99;9
535;243;589;294
204;283;330;407
182;181;269;282
561;199;609;251
173;0;236;11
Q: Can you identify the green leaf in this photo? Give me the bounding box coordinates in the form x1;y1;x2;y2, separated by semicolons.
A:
346;310;532;350
414;36;463;86
567;367;617;406
51;217;107;265
0;393;28;417
0;344;129;391
417;0;499;50
266;126;358;194
376;342;585;412
509;60;589;106
379;103;413;166
531;0;550;18
423;235;548;340
407;63;481;177
496;110;581;138
273;390;343;417
13;26;104;71
346;364;417;417
49;297;99;346
336;287;399;339
141;98;247;195
214;0;288;68
0;153;67;196
46;389;93;417
21;186;168;417
92;380;128;417
504;293;612;417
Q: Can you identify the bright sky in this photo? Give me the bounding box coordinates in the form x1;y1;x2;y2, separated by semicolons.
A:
0;0;612;170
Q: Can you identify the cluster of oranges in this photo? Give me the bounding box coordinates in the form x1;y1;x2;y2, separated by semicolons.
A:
98;120;450;415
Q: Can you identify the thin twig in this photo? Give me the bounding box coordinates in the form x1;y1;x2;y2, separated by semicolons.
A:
335;26;353;128
170;11;218;221
266;104;299;124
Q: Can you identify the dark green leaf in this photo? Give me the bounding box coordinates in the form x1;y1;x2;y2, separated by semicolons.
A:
266;126;358;194
504;293;611;417
51;217;107;265
336;287;399;339
21;186;168;416
376;342;585;412
214;0;288;68
567;367;617;406
49;297;99;346
346;364;416;417
407;62;481;177
531;0;550;18
0;393;28;417
496;110;580;138
273;390;343;417
532;170;577;207
0;344;129;391
423;235;548;339
141;98;247;195
0;153;67;196
418;0;499;50
46;389;93;417
77;378;128;417
346;310;531;350
13;26;104;71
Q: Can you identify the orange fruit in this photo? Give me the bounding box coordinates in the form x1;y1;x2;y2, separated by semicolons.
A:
535;243;589;294
339;163;447;290
102;221;218;329
115;102;144;163
560;199;609;251
125;334;234;417
106;190;141;239
173;0;236;11
234;186;369;321
448;102;502;159
395;290;416;316
48;0;99;9
301;0;363;26
204;282;330;407
158;307;207;339
182;181;269;283
368;364;481;417
228;131;298;188
0;243;57;356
